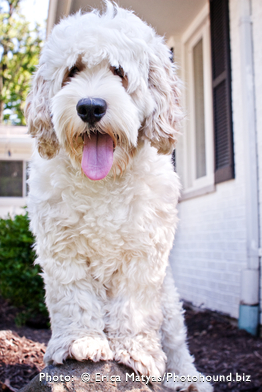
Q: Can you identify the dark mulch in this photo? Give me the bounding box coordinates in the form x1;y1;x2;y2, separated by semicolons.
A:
0;298;51;392
184;304;262;392
0;297;261;392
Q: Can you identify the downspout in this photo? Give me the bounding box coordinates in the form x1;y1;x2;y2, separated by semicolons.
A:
238;0;260;336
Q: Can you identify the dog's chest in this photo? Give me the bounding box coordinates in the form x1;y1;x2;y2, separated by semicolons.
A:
61;173;162;256
29;148;179;283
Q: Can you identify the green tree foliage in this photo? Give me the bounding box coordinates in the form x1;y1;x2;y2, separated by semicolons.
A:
0;212;48;322
0;0;43;125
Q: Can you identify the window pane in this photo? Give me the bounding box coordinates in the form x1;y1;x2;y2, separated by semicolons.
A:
26;162;30;196
193;38;206;178
0;161;23;197
172;149;176;171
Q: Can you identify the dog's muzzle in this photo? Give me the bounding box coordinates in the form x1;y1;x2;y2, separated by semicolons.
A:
76;97;113;181
76;98;107;125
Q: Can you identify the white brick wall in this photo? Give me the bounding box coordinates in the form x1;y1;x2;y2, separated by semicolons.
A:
170;180;247;318
252;0;262;324
170;0;255;320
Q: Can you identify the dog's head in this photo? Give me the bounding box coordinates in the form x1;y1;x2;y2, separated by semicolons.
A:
25;1;182;180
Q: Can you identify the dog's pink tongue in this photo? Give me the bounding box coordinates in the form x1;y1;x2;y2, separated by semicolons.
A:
81;133;113;180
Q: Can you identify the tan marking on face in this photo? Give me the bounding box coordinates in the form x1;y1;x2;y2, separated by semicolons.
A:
62;56;86;86
110;65;128;89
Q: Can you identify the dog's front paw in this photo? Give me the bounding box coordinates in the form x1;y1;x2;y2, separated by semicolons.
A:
115;348;165;378
111;335;166;377
70;335;113;362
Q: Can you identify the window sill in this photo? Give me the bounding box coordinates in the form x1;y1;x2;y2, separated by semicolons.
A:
179;183;216;202
0;197;28;206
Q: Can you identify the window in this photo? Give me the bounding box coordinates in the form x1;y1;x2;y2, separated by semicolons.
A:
176;2;234;200
0;160;29;197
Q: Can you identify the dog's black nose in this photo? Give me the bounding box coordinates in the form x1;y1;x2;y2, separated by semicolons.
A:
76;98;107;124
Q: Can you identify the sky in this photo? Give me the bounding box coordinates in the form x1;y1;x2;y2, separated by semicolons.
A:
19;0;49;30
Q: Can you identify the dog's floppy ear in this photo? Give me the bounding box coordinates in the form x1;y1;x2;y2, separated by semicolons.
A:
143;39;183;155
25;66;60;159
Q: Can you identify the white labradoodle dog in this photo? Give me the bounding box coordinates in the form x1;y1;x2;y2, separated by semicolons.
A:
25;2;212;391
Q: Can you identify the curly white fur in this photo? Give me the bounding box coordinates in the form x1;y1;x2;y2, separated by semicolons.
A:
25;2;212;391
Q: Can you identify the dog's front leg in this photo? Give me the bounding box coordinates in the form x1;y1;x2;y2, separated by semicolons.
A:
43;270;113;364
161;266;213;392
105;282;166;378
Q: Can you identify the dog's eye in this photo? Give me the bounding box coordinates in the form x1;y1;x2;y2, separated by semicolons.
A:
68;66;80;78
112;66;125;79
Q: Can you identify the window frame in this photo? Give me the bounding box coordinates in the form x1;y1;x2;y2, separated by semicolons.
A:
179;6;215;199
